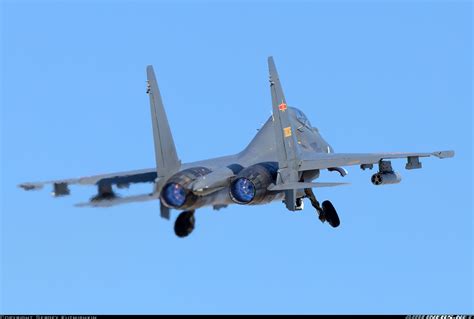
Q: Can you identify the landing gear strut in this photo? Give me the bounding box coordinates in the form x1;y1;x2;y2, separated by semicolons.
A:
304;188;340;228
174;210;195;237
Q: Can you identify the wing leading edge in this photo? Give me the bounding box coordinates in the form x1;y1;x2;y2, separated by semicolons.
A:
299;151;454;171
18;168;157;192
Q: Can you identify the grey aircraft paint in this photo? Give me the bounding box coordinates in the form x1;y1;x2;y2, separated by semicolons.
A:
19;57;454;237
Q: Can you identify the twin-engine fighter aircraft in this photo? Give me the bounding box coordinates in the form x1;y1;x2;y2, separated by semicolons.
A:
19;57;454;237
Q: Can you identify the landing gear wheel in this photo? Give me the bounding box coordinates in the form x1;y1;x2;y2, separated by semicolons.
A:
174;210;195;237
322;200;340;228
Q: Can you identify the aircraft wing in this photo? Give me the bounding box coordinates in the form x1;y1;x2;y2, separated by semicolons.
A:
299;150;454;171
18;168;157;194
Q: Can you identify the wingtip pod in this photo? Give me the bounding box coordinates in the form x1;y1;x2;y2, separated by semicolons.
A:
432;150;455;159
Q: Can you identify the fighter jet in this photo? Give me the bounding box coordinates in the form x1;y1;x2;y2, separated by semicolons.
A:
19;57;455;237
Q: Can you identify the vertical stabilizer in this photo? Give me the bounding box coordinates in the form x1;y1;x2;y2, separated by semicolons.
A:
268;56;301;169
146;65;181;178
268;57;301;211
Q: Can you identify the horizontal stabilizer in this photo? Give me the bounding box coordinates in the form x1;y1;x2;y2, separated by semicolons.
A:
75;193;158;208
268;182;349;191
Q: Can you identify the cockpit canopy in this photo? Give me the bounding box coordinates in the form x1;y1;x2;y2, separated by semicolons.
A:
289;107;312;130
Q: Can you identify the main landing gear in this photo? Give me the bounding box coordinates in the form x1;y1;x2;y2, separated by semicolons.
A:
174;210;196;237
304;188;340;228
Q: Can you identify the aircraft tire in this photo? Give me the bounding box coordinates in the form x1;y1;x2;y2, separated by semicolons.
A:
322;200;340;228
174;210;195;237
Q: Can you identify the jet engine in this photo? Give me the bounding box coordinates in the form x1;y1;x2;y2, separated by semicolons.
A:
229;162;279;205
160;167;212;209
371;172;402;185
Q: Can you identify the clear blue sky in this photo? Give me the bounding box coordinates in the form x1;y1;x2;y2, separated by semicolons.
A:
1;0;472;314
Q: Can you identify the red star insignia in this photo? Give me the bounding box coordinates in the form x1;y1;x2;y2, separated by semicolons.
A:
279;102;287;112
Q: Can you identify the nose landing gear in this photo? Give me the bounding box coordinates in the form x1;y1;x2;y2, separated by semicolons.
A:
304;188;340;228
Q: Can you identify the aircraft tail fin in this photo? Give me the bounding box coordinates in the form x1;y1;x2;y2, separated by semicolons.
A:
268;56;301;170
268;56;302;211
146;65;181;178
